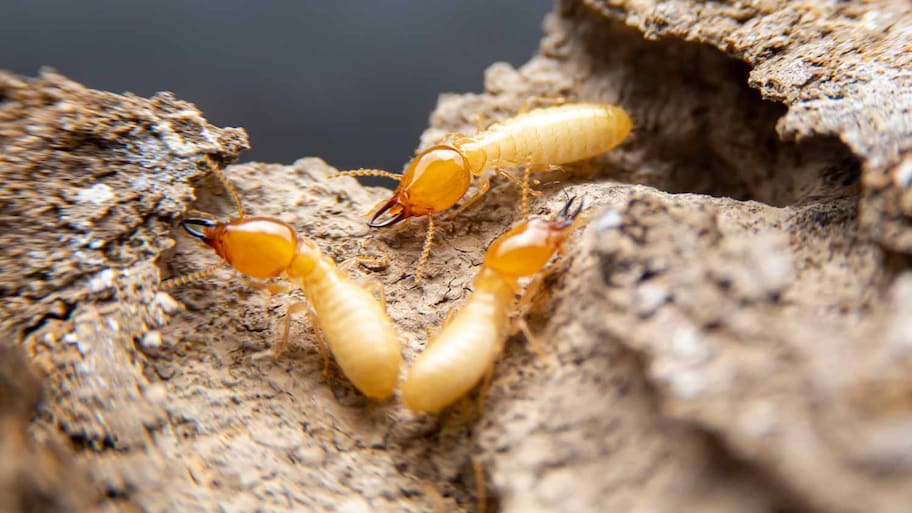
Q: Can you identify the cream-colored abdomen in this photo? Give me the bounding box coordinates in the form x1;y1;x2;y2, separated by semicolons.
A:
304;262;402;399
464;103;632;169
401;286;511;412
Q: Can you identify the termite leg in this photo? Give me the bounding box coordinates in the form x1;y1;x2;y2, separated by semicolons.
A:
277;302;331;376
414;214;436;284
524;166;546;198
495;168;523;189
357;253;387;269
425;305;460;339
515;317;547;360
338;250;387;274
473;457;487;513
239;276;291;295
354;239;389;269
512;270;553;361
274;301;309;361
492;166;543;218
363;279;387;307
476;363;496;413
337;257;358;273
310;312;333;377
424;307;459;340
454;173;492;216
517;265;552;313
443;305;460;325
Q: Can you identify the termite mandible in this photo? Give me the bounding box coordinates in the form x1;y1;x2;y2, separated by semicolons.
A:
163;160;403;399
400;196;585;413
333;101;630;282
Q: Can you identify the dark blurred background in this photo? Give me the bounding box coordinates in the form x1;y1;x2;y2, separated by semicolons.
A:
2;1;552;174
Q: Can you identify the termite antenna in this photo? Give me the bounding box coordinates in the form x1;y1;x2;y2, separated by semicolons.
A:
203;156;246;219
329;169;402;182
160;263;221;290
414;215;435;283
521;154;532;222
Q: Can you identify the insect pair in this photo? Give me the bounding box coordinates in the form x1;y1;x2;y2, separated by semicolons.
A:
165;101;631;411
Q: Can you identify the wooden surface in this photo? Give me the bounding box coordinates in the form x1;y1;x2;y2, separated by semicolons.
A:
3;1;912;511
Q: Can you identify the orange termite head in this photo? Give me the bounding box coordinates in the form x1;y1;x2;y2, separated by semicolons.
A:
182;216;298;279
483;197;584;278
369;144;474;228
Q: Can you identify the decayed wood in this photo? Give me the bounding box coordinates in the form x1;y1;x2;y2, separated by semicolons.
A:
2;0;912;511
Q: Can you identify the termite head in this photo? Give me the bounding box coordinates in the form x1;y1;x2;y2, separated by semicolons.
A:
369;145;473;228
483;197;584;278
182;216;298;279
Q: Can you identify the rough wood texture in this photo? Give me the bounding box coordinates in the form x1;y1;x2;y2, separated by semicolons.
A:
3;0;912;512
0;70;248;512
582;0;912;250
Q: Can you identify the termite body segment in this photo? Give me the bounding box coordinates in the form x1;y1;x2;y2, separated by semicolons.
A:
344;102;630;280
182;216;403;399
457;101;633;172
400;198;584;412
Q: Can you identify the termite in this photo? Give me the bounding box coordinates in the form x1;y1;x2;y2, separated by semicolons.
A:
163;160;403;399
400;196;585;412
334;102;630;281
